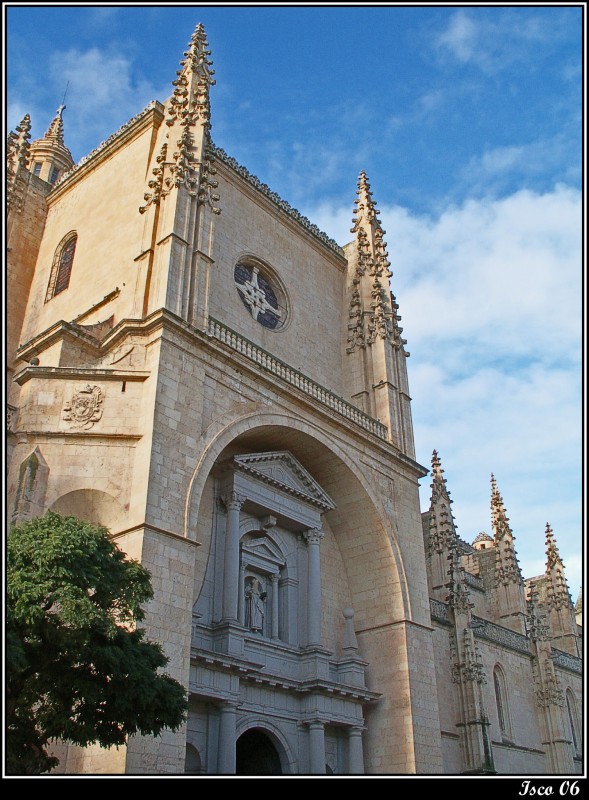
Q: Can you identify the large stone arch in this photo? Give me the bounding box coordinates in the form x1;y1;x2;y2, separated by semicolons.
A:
50;488;125;532
185;410;411;629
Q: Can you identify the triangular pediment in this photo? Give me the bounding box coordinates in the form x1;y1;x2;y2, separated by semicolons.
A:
233;451;335;511
242;535;286;570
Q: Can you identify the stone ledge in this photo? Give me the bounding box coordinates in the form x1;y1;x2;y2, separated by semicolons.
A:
13;365;151;385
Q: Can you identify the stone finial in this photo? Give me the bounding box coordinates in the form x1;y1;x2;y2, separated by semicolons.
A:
44;104;66;144
343;608;359;652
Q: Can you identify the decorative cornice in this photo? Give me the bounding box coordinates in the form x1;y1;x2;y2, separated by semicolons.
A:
212;145;343;255
52;101;162;192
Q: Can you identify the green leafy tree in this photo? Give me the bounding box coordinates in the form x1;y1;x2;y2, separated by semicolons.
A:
6;512;187;775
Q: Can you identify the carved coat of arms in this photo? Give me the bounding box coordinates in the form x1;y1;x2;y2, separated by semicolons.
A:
63;384;103;429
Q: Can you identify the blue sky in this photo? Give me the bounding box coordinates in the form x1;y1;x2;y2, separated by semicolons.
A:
5;4;584;599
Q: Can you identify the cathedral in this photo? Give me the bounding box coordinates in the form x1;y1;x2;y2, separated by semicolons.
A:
6;23;582;776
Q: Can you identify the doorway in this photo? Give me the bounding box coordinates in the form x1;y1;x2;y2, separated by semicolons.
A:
236;729;282;775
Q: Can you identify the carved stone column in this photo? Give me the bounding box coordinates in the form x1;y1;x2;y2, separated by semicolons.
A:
308;720;326;774
348;727;365;774
217;701;237;774
304;528;323;646
271;573;279;639
222;492;244;622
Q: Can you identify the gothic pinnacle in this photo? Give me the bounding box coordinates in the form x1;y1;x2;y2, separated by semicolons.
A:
431;449;452;503
168;22;215;128
427;450;458;555
544;523;572;609
8;114;31;170
545;522;561;571
490;474;512;541
490;475;523;585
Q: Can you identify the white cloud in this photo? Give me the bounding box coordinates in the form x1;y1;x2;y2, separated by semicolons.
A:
437;11;479;64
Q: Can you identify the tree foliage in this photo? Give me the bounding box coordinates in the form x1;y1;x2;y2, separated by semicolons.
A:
6;512;187;775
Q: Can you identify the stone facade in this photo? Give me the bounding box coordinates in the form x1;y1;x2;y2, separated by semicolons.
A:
6;24;582;776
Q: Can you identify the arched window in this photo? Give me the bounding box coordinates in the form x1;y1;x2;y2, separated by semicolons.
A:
493;665;512;741
566;689;581;753
46;232;77;301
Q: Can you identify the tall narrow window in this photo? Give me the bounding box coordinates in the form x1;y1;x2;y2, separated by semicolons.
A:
46;232;77;301
566;689;580;752
33;162;42;177
49;166;60;184
493;665;512;741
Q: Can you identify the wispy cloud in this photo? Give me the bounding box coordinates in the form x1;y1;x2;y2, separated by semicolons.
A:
457;135;581;197
435;8;575;74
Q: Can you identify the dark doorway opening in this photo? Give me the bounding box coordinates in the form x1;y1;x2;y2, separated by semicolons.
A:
236;729;282;775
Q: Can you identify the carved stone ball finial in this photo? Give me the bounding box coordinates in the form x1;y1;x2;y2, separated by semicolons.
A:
343;608;359;652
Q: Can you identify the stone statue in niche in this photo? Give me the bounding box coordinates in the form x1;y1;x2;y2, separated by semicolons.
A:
245;576;266;633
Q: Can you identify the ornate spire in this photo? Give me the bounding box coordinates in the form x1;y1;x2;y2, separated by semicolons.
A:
7;114;31;213
142;23;220;215
44;104;66;144
544;523;573;610
427;450;458;556
490;475;523;586
166;22;215;129
347;171;406;352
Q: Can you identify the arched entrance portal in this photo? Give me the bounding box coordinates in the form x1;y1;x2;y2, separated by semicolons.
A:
236;729;282;775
